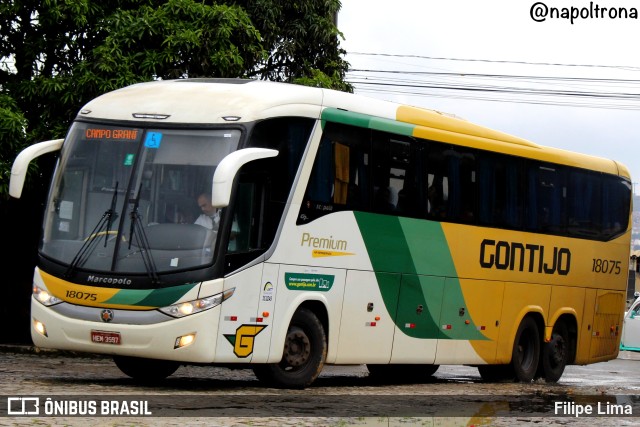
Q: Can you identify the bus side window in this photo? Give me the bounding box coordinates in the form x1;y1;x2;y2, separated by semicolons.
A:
371;132;410;216
425;143;451;220
528;164;566;234
299;122;370;223
477;153;523;228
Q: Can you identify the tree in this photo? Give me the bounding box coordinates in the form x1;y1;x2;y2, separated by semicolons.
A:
239;0;351;92
0;0;350;343
1;0;156;193
0;0;351;198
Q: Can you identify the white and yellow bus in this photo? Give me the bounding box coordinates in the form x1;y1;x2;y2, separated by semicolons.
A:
10;79;632;388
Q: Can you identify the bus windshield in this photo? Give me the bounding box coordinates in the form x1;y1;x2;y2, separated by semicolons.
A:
41;122;240;278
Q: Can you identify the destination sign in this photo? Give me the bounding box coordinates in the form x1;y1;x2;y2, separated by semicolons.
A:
85;129;140;140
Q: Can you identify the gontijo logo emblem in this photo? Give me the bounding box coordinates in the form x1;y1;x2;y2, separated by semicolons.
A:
224;325;266;358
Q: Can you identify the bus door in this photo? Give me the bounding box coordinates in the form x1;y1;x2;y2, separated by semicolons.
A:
214;263;265;363
390;274;444;364
214;177;277;364
335;270;399;363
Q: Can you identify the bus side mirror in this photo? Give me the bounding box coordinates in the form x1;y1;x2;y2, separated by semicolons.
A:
10;139;64;198
211;148;278;208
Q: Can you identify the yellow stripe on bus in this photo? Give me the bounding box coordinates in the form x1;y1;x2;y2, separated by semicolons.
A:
39;270;155;310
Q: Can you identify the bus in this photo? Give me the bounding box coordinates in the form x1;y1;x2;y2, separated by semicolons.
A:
10;79;632;388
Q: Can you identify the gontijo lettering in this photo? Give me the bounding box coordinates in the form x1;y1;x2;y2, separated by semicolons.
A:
479;239;571;275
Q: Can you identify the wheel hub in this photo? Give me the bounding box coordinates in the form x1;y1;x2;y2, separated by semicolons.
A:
283;328;311;367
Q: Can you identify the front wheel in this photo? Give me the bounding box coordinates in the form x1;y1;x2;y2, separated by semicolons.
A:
252;308;327;389
113;356;179;382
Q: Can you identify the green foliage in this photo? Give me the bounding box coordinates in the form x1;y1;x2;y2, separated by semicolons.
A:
240;0;352;89
293;68;353;92
91;0;265;80
0;94;28;195
0;0;351;198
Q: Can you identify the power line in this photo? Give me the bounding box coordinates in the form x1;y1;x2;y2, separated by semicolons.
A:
353;86;640;110
347;52;640;72
349;69;640;85
348;79;640;100
345;57;640;110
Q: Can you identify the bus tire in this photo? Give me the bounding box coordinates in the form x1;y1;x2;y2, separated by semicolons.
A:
252;308;326;389
540;322;569;382
113;356;179;382
511;316;540;382
367;364;439;382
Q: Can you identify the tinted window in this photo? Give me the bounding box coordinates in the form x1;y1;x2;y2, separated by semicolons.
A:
299;121;630;241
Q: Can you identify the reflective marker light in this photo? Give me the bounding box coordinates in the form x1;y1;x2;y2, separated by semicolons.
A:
33;319;48;337
132;113;171;120
33;285;62;307
175;333;196;349
159;288;235;318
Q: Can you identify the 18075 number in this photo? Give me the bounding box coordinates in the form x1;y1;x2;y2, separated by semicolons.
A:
592;258;622;275
66;290;98;301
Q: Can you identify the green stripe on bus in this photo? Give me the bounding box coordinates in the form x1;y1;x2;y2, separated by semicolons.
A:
321;108;415;136
105;283;197;307
354;212;486;340
104;289;153;305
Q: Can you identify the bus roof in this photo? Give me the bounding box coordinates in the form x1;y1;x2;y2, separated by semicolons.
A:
78;79;629;179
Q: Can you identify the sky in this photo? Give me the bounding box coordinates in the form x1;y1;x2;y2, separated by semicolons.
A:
338;0;640;193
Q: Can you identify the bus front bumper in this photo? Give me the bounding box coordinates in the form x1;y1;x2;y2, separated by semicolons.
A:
30;297;220;363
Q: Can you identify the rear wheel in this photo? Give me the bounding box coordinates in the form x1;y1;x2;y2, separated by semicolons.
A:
113;356;179;382
540;322;570;382
511;317;540;382
252;308;326;389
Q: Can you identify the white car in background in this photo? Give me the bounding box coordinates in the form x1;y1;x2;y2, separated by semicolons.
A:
620;292;640;352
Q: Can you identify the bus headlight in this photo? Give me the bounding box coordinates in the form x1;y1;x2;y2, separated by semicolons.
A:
159;288;235;318
33;285;63;307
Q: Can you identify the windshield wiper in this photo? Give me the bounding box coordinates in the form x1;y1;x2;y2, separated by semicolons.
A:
65;182;120;279
125;184;160;284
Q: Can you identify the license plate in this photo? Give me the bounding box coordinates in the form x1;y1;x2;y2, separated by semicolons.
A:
91;330;121;345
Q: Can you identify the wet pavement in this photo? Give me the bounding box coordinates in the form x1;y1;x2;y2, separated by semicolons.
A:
0;345;638;426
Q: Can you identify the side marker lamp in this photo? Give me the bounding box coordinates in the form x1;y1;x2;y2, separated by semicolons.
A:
159;288;235;318
33;286;63;307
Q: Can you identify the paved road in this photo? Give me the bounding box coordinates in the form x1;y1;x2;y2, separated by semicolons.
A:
0;346;639;426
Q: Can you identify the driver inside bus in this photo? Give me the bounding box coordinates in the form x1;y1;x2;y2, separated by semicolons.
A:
195;192;240;250
195;192;220;229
